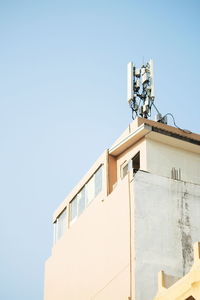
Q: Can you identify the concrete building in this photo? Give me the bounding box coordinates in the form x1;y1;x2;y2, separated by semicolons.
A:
44;117;200;300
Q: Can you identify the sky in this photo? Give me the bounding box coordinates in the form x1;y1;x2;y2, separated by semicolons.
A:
0;0;200;299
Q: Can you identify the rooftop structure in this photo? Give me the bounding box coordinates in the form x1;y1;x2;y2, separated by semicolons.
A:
44;117;200;300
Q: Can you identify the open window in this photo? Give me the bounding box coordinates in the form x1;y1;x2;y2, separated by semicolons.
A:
132;152;140;174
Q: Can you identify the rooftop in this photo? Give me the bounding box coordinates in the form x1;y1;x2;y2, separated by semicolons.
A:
110;117;200;156
53;117;200;222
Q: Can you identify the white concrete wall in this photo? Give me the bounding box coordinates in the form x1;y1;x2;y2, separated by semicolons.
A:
133;171;200;300
146;138;200;185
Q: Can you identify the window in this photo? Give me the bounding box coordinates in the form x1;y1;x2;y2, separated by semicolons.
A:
86;175;95;204
95;166;103;196
54;208;67;243
132;152;140;174
69;196;78;224
120;152;140;179
77;187;86;216
121;161;128;179
69;165;103;225
123;163;128;178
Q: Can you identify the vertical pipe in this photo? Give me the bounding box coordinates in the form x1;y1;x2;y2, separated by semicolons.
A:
128;171;133;300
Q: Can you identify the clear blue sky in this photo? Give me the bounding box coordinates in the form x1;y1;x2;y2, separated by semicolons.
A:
0;1;199;299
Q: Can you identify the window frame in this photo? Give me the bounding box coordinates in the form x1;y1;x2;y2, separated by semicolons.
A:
69;164;104;226
54;207;67;243
120;160;128;179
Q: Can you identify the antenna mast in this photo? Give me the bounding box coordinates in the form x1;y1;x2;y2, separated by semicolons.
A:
127;59;155;120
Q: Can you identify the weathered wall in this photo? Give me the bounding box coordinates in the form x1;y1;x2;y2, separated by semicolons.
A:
44;178;130;300
154;243;200;300
133;171;200;300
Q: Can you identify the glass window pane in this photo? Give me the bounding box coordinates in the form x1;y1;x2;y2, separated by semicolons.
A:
56;208;67;241
77;187;85;216
122;164;128;178
86;175;95;204
53;221;57;244
95;166;103;196
70;197;77;223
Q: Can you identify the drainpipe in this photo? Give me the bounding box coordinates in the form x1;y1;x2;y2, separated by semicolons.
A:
128;171;133;300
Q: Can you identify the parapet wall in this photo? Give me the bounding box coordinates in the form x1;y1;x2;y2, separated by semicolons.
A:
133;171;200;300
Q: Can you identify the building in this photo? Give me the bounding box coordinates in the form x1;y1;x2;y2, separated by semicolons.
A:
154;242;200;300
44;117;200;300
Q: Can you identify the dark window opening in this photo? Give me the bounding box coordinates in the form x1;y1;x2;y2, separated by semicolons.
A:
132;152;140;174
185;296;196;300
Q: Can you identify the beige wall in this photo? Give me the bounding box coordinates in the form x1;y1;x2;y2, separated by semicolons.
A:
146;138;200;184
44;177;131;300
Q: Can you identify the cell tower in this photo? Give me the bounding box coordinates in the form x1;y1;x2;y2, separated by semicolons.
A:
127;59;155;120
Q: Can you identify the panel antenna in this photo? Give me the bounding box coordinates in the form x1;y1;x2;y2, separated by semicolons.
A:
127;59;155;120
